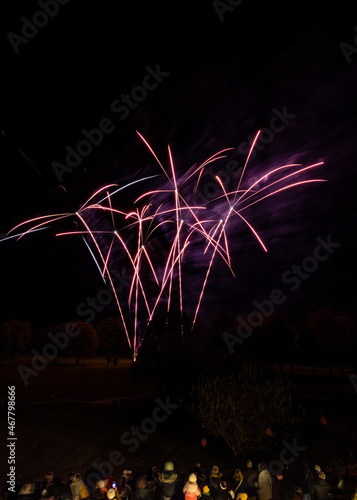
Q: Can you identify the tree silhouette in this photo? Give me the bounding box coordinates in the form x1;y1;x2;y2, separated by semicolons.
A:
191;363;296;461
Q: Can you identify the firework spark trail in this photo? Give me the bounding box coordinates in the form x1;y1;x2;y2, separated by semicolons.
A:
75;211;132;351
81;235;107;283
6;132;326;359
0;226;49;243
234;130;261;203
7;213;74;237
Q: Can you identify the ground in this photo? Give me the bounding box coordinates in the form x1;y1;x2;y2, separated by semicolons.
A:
0;356;356;499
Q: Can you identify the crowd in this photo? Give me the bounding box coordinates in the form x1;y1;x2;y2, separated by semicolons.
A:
5;460;339;500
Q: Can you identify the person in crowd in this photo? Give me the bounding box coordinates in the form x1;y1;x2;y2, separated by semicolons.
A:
311;473;330;500
202;486;214;500
255;463;272;500
242;461;257;500
158;462;178;500
197;472;207;492
118;474;132;500
279;464;294;500
299;462;314;500
312;467;320;486
182;474;201;500
210;467;223;495
124;472;135;494
148;467;160;498
35;472;54;499
93;479;109;500
70;473;89;500
232;470;247;496
132;478;152;500
215;482;231;500
51;477;65;500
63;472;76;499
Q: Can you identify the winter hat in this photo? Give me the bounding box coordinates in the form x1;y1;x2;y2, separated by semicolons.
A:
220;482;227;490
107;489;116;500
203;486;210;496
189;473;197;483
315;465;321;473
318;472;326;480
237;494;248;500
211;466;220;475
164;462;175;472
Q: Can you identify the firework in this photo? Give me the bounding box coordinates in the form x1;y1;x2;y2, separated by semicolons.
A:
6;132;325;360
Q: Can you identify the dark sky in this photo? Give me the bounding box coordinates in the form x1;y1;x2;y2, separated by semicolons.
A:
1;0;356;330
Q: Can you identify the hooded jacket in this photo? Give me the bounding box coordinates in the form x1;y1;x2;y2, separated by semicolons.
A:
256;470;272;500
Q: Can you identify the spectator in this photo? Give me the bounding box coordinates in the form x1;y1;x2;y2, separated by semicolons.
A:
256;464;272;500
210;467;223;495
70;473;89;500
183;474;201;500
216;482;231;500
118;475;132;500
311;473;330;500
232;470;246;496
279;465;294;500
202;486;214;500
158;462;178;500
93;480;108;500
35;472;54;499
63;472;76;499
300;463;313;500
242;461;258;500
132;478;152;500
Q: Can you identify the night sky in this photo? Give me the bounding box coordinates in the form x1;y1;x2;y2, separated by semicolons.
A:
1;0;356;331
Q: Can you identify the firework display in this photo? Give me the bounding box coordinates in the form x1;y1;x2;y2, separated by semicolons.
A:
7;131;325;359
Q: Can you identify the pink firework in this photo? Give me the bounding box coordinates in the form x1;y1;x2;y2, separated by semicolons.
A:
7;131;325;360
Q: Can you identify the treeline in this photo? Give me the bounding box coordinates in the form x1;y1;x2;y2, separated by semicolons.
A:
0;309;356;376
